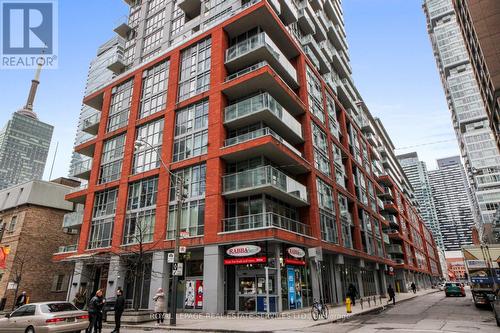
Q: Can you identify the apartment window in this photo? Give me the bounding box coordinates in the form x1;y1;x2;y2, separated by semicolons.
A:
326;93;339;139
8;216;17;232
51;274;68;292
178;38;211;102
167;164;206;239
317;178;337;243
312;122;330;176
170;6;185;36
147;0;166;16
306;66;325;123
172;99;209;162
123;177;158;245
316;178;335;212
99;134;126;184
0;221;5;241
139;60;169;118
145;10;165;35
142;29;164;55
89;188;118;249
133;119;164;174
107;80;133;132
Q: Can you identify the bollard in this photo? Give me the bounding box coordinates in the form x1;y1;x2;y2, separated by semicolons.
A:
346;297;352;313
360;297;364;310
373;296;376;305
367;297;371;307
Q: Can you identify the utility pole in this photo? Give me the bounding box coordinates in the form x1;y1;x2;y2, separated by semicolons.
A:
170;175;184;326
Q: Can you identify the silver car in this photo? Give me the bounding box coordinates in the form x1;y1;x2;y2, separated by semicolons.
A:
0;302;89;333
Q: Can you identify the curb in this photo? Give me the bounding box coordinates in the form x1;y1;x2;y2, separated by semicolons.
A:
103;290;440;333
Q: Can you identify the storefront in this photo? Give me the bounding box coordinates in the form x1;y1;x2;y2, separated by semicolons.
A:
223;242;311;313
173;248;205;312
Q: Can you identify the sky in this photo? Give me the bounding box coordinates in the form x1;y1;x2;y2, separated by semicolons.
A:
0;0;460;182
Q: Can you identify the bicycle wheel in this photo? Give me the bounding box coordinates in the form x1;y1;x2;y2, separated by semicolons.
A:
321;304;329;319
311;305;320;321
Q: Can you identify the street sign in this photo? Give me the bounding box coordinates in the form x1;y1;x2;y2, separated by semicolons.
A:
179;246;187;254
172;262;183;276
167;253;175;263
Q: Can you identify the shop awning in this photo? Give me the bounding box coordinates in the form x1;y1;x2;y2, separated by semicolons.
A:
462;245;500;263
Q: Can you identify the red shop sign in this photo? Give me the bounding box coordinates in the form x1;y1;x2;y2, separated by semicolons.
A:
224;256;267;265
285;258;306;266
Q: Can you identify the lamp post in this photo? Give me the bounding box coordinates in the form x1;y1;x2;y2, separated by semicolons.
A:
134;139;183;326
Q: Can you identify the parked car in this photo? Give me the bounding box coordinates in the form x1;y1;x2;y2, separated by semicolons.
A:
0;302;88;333
444;282;466;297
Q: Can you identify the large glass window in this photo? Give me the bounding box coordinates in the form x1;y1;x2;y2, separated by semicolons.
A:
178;38;211;102
312;123;330;176
99;134;126;184
306;66;325;123
133;119;164;174
317;178;337;244
139;60;169;118
172;100;209;162
107;80;133;132
89;188;118;249
167;164;206;239
123;177;158;245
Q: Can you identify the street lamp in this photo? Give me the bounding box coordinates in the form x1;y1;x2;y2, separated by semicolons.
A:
134;138;184;326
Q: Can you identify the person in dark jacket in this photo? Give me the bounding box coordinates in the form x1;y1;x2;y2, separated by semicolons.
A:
111;288;125;333
87;289;105;333
347;283;358;306
387;285;396;305
411;282;417;294
15;291;27;308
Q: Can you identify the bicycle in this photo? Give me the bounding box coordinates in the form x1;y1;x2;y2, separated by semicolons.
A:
311;299;329;321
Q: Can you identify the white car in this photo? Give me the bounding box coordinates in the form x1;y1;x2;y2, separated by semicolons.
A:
0;302;88;333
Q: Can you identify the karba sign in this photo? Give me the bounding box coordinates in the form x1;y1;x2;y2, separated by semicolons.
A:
287;247;305;258
226;245;261;257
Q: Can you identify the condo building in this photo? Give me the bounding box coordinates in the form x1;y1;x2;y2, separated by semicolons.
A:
429;156;475;251
397;152;444;250
56;0;441;313
0;65;53;190
423;0;500;243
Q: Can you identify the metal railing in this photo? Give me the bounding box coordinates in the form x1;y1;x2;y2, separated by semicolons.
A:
70;159;91;177
226;61;267;82
222;212;311;236
82;113;100;131
224;127;302;157
224;92;302;137
386;244;403;254
223;165;308;203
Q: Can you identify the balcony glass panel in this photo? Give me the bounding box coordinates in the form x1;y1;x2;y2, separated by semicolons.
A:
63;211;83;229
222;212;311;236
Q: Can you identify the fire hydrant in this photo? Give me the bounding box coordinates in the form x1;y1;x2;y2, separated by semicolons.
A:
346;297;352;313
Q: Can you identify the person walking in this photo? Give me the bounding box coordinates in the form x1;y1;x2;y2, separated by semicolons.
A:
73;289;86;310
153;288;166;326
347;283;358;306
387;285;396;305
111;288;125;333
411;282;417;294
87;289;105;333
15;291;27;308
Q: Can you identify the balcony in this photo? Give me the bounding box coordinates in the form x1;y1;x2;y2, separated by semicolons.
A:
222;165;309;206
62;211;83;229
113;17;133;39
222;128;308;175
55;244;77;254
386;244;404;255
297;9;315;35
378;186;393;199
225;32;298;88
178;0;201;19
392;258;405;265
225;93;303;143
301;35;329;74
278;0;298;24
383;200;398;213
81;113;100;135
70;159;91;180
221;212;311;237
66;184;88;204
107;53;126;74
366;132;377;146
377;197;384;210
331;47;350;79
383;233;390;244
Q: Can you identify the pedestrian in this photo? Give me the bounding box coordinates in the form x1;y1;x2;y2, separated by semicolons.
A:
411;282;417;294
87;289;105;333
347;283;358;306
387;285;396;305
111;288;125;333
15;291;27;308
73;289;86;310
153;288;166;326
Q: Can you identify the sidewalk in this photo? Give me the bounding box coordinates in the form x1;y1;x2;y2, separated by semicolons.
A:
104;288;439;332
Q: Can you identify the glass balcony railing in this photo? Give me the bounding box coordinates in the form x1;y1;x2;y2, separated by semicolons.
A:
226;61;267;82
225;32;297;85
81;113;100;134
224;127;302;157
225;92;302;140
69;183;88;194
386;244;403;254
223;165;309;204
62;211;84;229
56;244;77;253
222;212;311;236
70;159;91;178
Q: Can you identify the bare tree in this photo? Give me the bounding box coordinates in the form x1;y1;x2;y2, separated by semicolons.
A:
11;253;29;311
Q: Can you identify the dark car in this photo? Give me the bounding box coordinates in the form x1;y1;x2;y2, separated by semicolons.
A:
444;282;466;297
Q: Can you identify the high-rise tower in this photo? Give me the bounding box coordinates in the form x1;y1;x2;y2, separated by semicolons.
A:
0;61;53;189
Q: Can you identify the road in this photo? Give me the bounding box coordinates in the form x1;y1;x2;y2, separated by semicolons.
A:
288;290;498;333
100;290;498;333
